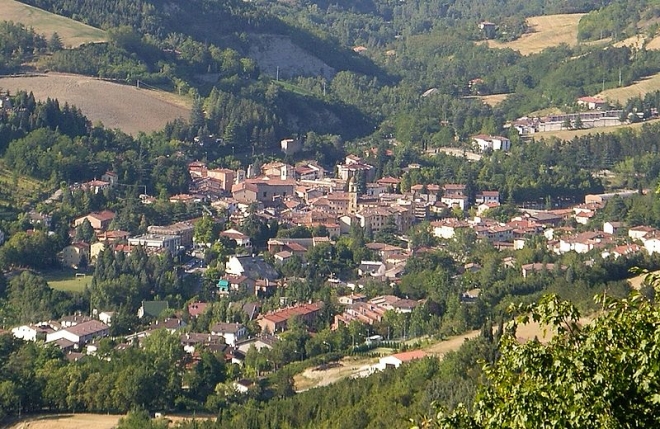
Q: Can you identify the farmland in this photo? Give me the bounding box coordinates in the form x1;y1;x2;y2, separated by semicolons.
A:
485;14;585;55
0;73;191;135
597;72;660;104
0;0;106;47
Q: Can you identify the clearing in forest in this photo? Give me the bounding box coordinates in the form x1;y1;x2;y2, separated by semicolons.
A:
477;93;509;106
43;269;91;293
0;73;191;135
0;0;106;47
0;162;43;206
485;14;585;55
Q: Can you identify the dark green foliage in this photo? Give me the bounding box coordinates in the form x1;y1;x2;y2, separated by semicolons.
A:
0;21;48;73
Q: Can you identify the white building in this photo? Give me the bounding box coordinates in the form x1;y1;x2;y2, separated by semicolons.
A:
375;350;428;370
128;234;182;253
210;322;248;346
45;320;109;348
472;135;511;152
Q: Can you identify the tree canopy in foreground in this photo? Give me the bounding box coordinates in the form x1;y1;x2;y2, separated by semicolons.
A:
415;272;660;428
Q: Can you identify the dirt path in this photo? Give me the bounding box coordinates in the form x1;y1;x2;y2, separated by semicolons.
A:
5;414;121;429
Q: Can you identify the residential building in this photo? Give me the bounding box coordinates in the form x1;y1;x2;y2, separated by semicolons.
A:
138;300;169;318
60;242;90;267
45;320;109;349
257;302;324;333
220;228;252;247
577;96;609;110
472;135;511;152
629;226;656;241
475;191;500;205
281;138;302;156
210;322;248;346
74;210;116;231
441;184;469;210
207;168;236;193
225;255;279;281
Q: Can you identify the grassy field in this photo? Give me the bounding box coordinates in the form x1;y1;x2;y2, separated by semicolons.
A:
478;93;509;106
485;14;585;55
0;0;106;47
531;119;655;141
0;162;44;206
0;73;191;135
597;72;660;104
42;269;91;293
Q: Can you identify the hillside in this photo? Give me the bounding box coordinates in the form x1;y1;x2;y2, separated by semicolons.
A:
0;0;105;47
485;14;584;55
0;73;190;135
597;72;660;104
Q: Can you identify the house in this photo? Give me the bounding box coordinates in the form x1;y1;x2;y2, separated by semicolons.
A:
577;96;609;110
281;138;302;156
11;323;55;342
225;255;279;281
358;261;387;278
74;210;116;231
206;168;236;193
98;311;115;326
210;322;248;346
431;219;470;239
151;317;187;333
101;171;119;187
45;320;109;349
179;333;226;354
521;263;566;278
256;302;324;333
441;184;469;210
128;234;182;254
377;350;428;370
603;221;624;235
602;243;643;259
138;300;169;318
472;135;511;152
220;228;252;247
558;231;613;254
60;242;90;267
236;335;277;354
187;302;209;318
479;21;496;38
169;194;196;205
338;293;367;305
475;191;500;205
643;231;660;255
629;226;656;240
233;379;255;394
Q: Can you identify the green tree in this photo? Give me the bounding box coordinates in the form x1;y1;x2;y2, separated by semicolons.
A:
417;280;660;428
